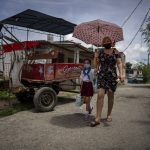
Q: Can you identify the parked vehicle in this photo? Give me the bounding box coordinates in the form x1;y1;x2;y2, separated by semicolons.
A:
127;75;144;84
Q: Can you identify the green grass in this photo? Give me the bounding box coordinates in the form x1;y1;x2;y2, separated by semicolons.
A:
0;102;33;118
0;90;33;118
0;90;15;101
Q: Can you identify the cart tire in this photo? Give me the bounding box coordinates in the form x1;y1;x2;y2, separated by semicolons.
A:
33;87;57;112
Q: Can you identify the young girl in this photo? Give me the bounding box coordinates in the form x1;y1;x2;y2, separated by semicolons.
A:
80;59;95;114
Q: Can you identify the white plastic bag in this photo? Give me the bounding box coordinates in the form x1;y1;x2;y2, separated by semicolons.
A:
75;94;84;107
93;84;97;93
93;78;98;93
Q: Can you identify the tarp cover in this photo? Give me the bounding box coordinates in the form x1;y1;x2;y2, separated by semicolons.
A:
0;9;76;35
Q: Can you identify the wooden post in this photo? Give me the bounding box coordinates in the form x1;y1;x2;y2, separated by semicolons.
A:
148;53;150;66
76;49;79;63
148;47;150;66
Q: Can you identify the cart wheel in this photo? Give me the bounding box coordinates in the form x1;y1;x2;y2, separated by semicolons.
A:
33;87;57;112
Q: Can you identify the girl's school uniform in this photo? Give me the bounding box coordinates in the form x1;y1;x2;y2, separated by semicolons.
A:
80;69;95;97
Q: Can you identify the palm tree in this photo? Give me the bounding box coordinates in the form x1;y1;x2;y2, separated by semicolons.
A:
126;62;132;74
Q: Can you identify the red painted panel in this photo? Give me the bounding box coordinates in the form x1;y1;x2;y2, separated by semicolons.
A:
21;64;44;81
55;63;83;79
44;64;55;81
21;63;84;82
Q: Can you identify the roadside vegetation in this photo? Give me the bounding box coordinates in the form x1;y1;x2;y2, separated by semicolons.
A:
134;63;150;83
0;90;33;118
126;62;150;83
0;90;77;118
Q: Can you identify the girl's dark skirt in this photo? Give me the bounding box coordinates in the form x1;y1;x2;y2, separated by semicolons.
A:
81;81;93;97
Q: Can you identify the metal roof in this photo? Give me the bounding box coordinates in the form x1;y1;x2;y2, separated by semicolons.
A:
53;41;93;53
0;9;76;35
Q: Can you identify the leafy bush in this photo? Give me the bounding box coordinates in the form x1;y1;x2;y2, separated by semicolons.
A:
0;91;10;100
142;65;150;83
132;62;150;83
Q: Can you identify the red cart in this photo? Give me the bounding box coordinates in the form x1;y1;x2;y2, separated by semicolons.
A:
14;49;84;112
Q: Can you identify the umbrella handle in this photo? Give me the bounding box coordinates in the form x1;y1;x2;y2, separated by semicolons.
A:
112;40;116;47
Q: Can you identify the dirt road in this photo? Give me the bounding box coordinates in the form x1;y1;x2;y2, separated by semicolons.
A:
0;85;150;150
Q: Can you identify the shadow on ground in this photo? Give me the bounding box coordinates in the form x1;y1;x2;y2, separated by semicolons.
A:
50;113;111;128
50;113;92;128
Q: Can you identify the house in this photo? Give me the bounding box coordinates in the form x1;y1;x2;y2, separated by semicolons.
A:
132;68;143;77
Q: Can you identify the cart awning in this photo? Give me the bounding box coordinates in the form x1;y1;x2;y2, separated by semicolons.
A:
2;41;46;53
0;9;76;35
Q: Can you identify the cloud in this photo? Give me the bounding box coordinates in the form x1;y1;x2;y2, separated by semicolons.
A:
1;0;150;64
65;34;149;64
65;34;94;48
116;42;148;64
9;0;73;4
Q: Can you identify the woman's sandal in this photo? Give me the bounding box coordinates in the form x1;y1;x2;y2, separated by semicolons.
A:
90;120;100;127
107;116;112;122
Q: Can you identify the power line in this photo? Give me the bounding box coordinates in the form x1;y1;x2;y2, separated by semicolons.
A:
121;0;144;27
123;8;150;52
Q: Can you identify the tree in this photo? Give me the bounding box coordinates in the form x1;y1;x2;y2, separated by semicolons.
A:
133;62;150;83
126;62;132;74
142;65;150;83
133;62;145;71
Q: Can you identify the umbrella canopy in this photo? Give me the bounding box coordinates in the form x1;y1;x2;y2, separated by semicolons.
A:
73;19;123;46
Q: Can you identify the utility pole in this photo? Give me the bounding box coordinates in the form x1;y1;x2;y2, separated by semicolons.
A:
148;47;150;66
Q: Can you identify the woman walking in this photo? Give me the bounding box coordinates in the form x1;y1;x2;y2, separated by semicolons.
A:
90;36;124;127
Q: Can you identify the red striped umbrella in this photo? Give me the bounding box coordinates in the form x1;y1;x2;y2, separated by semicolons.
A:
73;19;123;46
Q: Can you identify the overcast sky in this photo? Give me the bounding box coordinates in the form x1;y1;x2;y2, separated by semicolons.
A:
0;0;150;64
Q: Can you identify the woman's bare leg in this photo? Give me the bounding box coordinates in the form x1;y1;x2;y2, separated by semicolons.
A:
83;97;89;111
95;88;105;122
107;91;114;120
85;97;91;111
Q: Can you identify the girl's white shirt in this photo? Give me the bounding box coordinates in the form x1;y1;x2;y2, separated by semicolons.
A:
80;69;95;83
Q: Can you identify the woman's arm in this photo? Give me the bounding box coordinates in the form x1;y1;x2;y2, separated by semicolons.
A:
94;51;100;72
117;58;124;81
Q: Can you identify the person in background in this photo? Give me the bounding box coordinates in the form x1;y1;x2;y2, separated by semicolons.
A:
80;59;95;114
90;36;124;127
